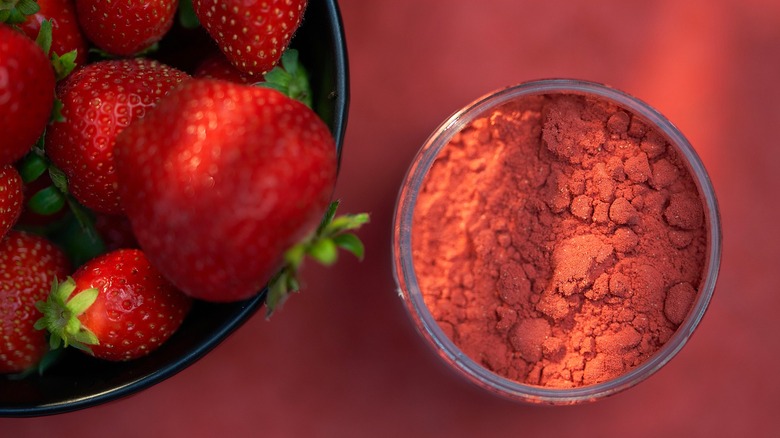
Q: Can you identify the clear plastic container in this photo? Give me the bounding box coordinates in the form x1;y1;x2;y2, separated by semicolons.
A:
392;79;721;404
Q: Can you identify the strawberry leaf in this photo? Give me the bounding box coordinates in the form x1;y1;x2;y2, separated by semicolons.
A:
35;19;53;56
265;202;370;317
48;165;68;194
52;50;78;81
333;233;365;260
178;0;199;29
50;98;65;122
14;0;38;15
0;0;39;23
18;151;48;183
256;49;312;108
27;185;66;215
66;287;98;316
265;268;292;317
308;238;338;266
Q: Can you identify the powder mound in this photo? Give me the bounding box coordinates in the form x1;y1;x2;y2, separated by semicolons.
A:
609;197;639;225
542;97;606;163
665;192;704;230
624;153;651;183
510;317;551;363
498;263;531;305
664;282;697;325
596;325;642;354
650;158;679;189
551;235;614;296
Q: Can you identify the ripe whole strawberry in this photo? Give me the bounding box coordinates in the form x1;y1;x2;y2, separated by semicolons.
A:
75;0;178;56
0;24;56;167
0;231;70;374
0;165;23;238
45;58;189;214
192;0;307;77
115;79;337;302
36;249;192;361
19;0;89;67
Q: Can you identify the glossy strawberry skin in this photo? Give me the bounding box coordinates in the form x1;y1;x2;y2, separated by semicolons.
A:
68;249;191;361
115;79;337;302
193;0;307;77
75;0;178;56
45;58;189;214
0;25;56;167
0;231;70;374
0;165;23;239
20;0;89;67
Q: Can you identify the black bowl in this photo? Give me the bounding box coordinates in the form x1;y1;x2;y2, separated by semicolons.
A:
0;0;349;417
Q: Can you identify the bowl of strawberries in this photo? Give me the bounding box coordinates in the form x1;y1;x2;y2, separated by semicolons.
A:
0;0;354;416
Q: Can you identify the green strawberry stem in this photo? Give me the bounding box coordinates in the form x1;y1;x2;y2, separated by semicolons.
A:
34;277;100;353
265;200;369;318
257;49;313;108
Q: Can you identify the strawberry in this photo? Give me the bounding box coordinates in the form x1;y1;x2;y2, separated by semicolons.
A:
192;0;307;77
194;51;253;84
45;58;190;214
75;0;178;56
0;24;56;167
0;231;70;374
0;165;23;238
114;79;337;302
36;249;192;361
19;0;89;68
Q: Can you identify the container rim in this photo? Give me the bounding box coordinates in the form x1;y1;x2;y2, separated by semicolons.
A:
392;78;722;404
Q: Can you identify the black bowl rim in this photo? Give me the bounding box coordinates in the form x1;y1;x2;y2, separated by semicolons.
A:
1;0;349;417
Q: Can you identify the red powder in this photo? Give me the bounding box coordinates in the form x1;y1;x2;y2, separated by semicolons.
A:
411;93;707;387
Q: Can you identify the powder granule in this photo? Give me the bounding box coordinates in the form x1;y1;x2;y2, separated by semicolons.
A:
411;93;707;387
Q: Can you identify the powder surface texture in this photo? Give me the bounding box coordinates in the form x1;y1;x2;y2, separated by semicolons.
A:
411;93;707;387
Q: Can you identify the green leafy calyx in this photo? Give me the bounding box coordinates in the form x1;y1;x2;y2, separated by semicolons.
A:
0;0;40;24
257;49;313;108
35;277;100;353
265;201;369;317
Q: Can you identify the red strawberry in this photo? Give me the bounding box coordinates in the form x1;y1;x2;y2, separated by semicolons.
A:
36;249;191;361
192;0;307;77
115;79;337;302
45;58;189;214
194;51;253;84
19;0;89;68
0;24;56;166
0;165;23;238
0;231;70;374
75;0;178;56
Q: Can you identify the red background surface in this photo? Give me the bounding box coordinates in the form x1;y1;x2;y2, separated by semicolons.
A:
3;0;779;436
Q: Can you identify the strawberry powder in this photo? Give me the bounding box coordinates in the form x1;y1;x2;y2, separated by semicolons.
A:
411;93;707;387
